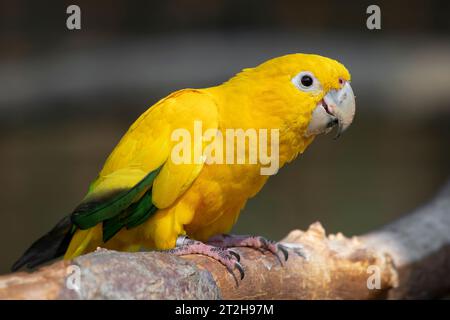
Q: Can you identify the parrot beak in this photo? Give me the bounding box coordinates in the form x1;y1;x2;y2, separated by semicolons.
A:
305;81;356;139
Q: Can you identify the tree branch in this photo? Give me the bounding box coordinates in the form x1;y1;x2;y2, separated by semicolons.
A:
362;180;450;299
0;180;449;300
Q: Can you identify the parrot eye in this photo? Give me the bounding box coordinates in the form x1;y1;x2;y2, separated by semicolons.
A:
292;71;321;93
301;75;313;87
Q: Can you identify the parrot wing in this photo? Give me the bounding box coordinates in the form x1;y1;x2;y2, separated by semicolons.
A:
72;88;219;241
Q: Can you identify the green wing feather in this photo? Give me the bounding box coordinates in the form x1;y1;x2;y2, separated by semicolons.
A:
102;191;158;242
71;166;162;231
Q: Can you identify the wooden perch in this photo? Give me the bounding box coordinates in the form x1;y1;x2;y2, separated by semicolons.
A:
0;180;449;300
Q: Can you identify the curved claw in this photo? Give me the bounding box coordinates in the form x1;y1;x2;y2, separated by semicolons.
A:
277;244;289;261
234;261;245;280
281;243;307;260
229;250;241;262
293;247;306;259
259;237;289;264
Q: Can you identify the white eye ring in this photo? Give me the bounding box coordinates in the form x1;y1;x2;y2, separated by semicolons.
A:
292;71;321;92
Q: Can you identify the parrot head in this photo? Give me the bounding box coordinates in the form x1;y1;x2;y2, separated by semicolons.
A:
286;54;356;139
222;53;356;140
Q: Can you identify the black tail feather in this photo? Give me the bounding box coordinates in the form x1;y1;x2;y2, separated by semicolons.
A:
11;216;74;272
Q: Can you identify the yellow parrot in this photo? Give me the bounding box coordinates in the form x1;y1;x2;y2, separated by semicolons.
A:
12;53;355;278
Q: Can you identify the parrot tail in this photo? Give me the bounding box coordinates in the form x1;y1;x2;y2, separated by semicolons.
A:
11;166;162;271
11;216;74;272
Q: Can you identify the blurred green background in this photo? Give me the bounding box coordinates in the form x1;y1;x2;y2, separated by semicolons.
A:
0;0;449;274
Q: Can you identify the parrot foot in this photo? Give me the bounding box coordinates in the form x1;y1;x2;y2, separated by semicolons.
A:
207;234;291;265
167;236;245;281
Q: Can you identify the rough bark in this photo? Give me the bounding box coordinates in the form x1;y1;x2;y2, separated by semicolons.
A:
0;180;448;300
